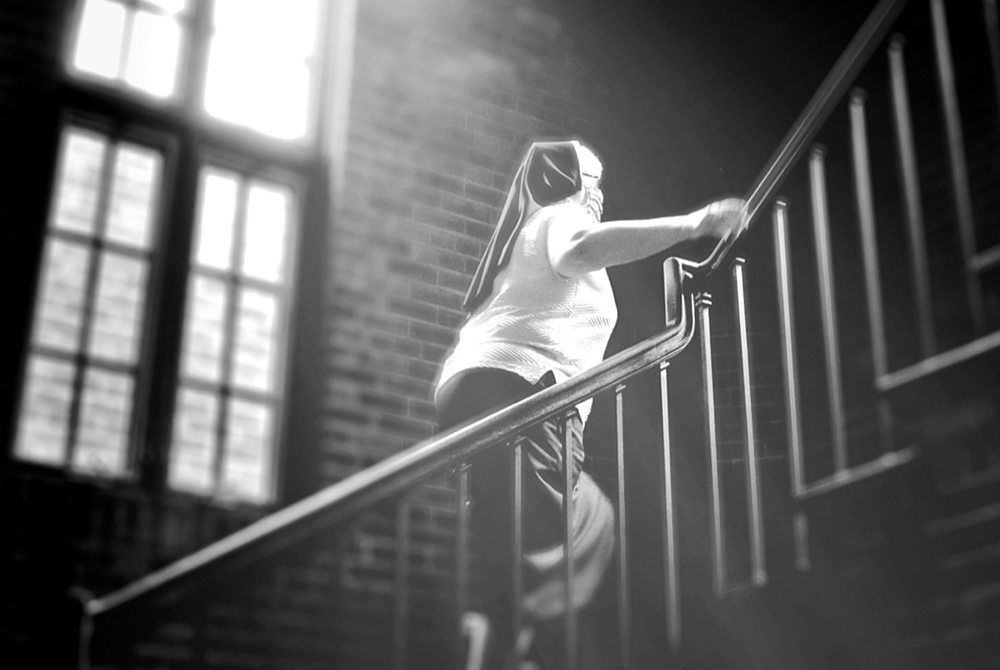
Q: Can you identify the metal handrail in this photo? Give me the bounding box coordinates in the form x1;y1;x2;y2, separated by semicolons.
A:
87;259;696;618
84;0;912;627
699;0;911;273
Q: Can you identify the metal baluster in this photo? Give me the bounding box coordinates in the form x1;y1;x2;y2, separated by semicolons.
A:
614;384;632;666
659;363;681;652
395;501;411;670
697;293;726;596
773;199;806;498
809;146;849;476
455;466;470;670
511;438;524;657
888;35;936;358
793;511;811;572
733;259;767;586
986;0;1000;131
849;89;894;453
563;412;578;670
931;0;984;333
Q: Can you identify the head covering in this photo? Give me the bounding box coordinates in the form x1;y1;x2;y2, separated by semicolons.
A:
463;140;583;312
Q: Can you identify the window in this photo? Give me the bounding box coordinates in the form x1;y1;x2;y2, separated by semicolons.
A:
71;0;321;140
169;168;297;503
16;127;162;476
204;0;320;139
12;0;327;505
72;0;188;99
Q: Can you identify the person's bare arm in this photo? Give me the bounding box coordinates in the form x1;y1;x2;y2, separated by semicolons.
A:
550;198;747;277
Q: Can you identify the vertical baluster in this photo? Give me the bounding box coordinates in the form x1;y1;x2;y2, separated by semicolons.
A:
986;0;1000;130
455;466;470;670
793;511;811;572
773;199;806;497
733;259;767;586
563;412;577;670
614;384;632;666
849;89;894;453
659;363;681;651
511;439;524;657
932;0;984;333
888;35;936;358
395;501;411;670
697;293;726;596
809;146;848;476
268;566;288;669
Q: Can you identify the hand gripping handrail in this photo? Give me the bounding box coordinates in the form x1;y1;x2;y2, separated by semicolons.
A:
696;0;911;275
86;258;696;618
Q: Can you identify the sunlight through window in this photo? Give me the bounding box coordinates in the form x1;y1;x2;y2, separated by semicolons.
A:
170;166;295;503
15;128;163;477
204;0;319;139
73;0;186;98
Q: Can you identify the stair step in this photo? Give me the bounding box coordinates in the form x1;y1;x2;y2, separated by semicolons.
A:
924;503;1000;558
940;544;1000;599
934;465;1000;517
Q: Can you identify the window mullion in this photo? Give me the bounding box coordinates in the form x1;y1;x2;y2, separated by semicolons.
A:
210;175;249;495
182;0;214;119
63;139;118;470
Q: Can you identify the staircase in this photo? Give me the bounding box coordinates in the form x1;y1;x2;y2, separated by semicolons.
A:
68;0;1000;668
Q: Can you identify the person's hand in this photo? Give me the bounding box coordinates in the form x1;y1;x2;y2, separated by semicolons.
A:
696;197;748;240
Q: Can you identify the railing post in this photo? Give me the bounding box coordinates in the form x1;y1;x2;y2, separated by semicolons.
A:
985;0;1000;132
455;465;470;669
658;362;681;653
809;146;849;476
562;412;578;670
696;292;726;597
614;383;631;667
394;500;411;670
849;88;894;454
66;588;93;670
511;438;524;655
732;259;767;587
888;35;936;358
931;0;984;333
773;199;806;498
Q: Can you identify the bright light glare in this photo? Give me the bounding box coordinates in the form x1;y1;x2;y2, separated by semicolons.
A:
194;171;239;270
204;0;318;139
123;10;182;97
74;0;126;79
144;0;188;15
242;184;288;282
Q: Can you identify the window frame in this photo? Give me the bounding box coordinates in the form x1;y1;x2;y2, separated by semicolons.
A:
11;110;179;486
166;147;306;505
64;0;328;150
6;0;332;508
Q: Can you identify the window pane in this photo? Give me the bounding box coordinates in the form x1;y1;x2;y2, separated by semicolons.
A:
180;276;229;383
194;171;239;270
106;143;162;249
123;10;182;98
15;356;76;465
52;130;107;236
74;368;133;476
88;252;148;364
142;0;187;15
220;399;273;502
204;0;318;139
33;240;92;352
232;288;278;392
74;0;127;80
169;388;219;494
242;183;289;282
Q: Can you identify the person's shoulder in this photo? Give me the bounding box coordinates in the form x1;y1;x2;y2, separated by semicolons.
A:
542;200;589;224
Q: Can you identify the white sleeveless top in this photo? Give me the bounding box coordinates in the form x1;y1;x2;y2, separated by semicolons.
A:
436;202;618;424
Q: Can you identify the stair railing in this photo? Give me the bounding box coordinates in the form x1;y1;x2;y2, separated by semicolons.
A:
71;0;969;666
